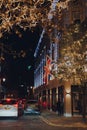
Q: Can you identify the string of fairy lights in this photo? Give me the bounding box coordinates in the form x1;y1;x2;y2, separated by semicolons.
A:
0;42;29;61
0;0;71;59
0;0;71;38
56;21;87;83
0;0;71;57
0;0;86;84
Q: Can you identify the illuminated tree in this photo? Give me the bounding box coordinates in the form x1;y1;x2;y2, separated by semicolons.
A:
56;19;87;120
0;0;71;38
57;19;87;85
0;0;72;61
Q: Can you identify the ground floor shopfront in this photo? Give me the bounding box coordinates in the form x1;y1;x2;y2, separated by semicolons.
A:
34;78;87;117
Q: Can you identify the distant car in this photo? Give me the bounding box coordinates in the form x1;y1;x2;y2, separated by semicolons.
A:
24;100;40;115
0;98;18;118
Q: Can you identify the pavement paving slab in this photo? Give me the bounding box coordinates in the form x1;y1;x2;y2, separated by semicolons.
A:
40;110;87;128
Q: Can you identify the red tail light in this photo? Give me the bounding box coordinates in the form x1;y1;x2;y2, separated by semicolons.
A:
6;98;11;102
14;104;18;108
0;104;2;106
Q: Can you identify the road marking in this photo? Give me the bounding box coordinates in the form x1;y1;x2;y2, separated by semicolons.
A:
39;116;87;128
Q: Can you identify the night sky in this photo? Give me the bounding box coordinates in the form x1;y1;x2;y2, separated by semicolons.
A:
1;26;41;91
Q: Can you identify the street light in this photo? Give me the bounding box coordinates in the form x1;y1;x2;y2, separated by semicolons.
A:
0;77;6;99
2;78;6;82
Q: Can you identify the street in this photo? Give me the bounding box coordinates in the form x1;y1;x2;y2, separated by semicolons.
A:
0;114;86;130
0;115;52;130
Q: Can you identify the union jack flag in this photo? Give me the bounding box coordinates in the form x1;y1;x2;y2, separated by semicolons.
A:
43;55;54;84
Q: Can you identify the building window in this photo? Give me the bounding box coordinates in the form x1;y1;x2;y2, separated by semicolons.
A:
72;11;80;21
72;0;79;6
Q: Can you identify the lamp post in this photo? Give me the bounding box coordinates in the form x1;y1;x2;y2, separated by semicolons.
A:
0;58;2;97
82;81;87;122
0;43;4;98
81;65;87;122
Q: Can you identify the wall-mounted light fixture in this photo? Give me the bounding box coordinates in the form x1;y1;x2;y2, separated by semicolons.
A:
65;88;71;95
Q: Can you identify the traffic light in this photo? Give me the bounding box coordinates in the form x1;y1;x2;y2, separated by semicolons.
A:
27;65;31;70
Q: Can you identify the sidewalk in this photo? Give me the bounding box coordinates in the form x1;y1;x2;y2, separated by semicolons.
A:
40;109;87;128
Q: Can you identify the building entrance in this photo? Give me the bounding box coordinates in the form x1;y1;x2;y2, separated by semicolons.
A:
71;85;87;116
58;86;64;115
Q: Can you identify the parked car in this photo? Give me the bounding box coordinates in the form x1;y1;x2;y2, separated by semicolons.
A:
0;98;18;118
24;99;40;115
